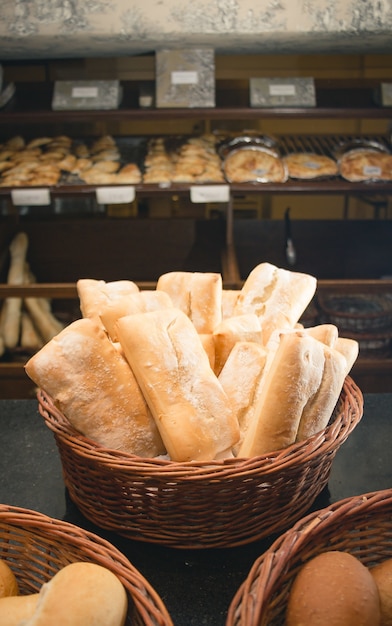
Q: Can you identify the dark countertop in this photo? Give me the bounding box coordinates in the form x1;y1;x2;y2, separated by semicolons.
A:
1;393;391;626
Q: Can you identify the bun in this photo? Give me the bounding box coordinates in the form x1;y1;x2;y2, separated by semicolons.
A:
25;318;165;458
371;558;392;626
23;562;127;626
286;550;381;626
0;593;39;625
115;308;239;461
0;559;19;598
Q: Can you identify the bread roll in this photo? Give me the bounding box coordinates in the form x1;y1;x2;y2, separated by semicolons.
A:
234;262;317;345
286;550;381;626
0;594;39;626
77;278;139;323
156;271;222;333
237;332;325;457
25;318;165;458
296;343;348;441
371;558;392;626
100;290;173;342
116;308;239;462
23;562;127;626
218;341;267;455
221;289;239;319
213;313;263;376
0;559;19;598
334;336;360;375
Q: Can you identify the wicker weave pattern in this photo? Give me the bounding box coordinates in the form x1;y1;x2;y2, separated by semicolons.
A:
0;505;173;626
38;377;363;549
226;488;392;626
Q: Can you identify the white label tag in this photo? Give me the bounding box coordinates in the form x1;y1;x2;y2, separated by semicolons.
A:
72;86;99;98
363;166;382;177
11;188;51;206
190;185;230;203
96;186;135;204
171;71;198;85
269;84;296;96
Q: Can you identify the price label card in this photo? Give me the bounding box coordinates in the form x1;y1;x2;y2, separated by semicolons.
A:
171;71;199;85
269;83;296;96
11;188;51;206
96;186;135;204
72;86;99;98
190;185;230;203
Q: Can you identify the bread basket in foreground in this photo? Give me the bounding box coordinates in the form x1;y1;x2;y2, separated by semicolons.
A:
226;488;392;626
37;376;363;549
0;504;173;626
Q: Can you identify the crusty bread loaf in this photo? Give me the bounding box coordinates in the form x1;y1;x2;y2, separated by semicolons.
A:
77;278;139;323
221;289;240;319
23;562;127;626
286;551;381;626
213;313;263;376
334;336;360;375
100;290;173;342
115;308;239;462
296;343;348;441
233;262;317;345
25;318;165;458
218;341;268;454
237;332;325;457
156;271;222;333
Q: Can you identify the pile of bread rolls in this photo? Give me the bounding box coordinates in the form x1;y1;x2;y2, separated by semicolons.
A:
25;262;359;462
286;550;392;626
0;558;127;626
0;232;65;359
0;134;141;187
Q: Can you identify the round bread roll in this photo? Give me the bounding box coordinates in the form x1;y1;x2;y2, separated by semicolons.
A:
23;561;127;626
286;550;381;626
371;558;392;626
0;593;39;625
0;559;19;598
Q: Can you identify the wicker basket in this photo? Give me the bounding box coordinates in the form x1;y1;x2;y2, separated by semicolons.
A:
318;292;392;333
37;376;363;549
0;505;173;626
226;488;392;626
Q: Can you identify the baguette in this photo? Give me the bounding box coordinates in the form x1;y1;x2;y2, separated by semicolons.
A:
22;562;127;626
116;308;240;462
234;262;317;345
238;332;325;457
77;278;139;322
100;290;173;342
296;343;348;441
24;297;64;344
213;313;263;375
2;232;29;349
25;318;165;457
218;341;268;454
156;271;222;333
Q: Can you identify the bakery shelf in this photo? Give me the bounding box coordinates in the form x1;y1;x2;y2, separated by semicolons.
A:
1;78;392;123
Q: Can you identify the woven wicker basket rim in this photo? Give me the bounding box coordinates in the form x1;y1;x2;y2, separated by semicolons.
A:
0;504;173;626
37;376;363;479
318;292;392;319
226;488;392;626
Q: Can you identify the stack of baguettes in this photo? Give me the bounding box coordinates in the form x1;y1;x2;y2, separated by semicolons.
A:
25;263;359;463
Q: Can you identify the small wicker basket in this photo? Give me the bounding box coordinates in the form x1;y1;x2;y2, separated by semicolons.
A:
0;505;173;626
226;488;392;626
37;376;363;549
318;292;392;333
